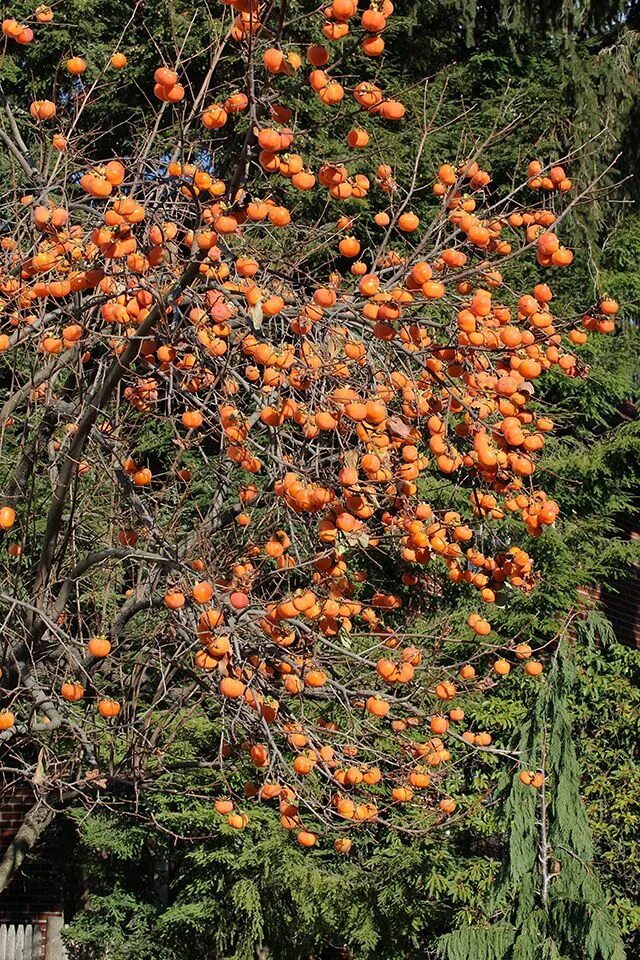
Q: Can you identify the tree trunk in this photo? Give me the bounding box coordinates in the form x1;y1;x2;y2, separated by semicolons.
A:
0;801;56;893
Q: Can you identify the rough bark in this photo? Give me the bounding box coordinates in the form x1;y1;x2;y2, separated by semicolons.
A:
0;800;56;893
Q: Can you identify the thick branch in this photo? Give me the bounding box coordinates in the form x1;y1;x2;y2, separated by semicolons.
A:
32;255;204;607
0;801;56;894
0;129;40;180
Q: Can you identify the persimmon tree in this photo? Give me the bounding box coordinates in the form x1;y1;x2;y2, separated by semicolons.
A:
0;0;621;881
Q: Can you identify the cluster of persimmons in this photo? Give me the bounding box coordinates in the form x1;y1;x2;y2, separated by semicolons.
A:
0;0;618;848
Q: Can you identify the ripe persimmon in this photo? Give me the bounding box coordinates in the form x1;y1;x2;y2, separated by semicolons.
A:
0;711;15;731
61;682;84;702
0;506;16;530
366;696;390;717
88;636;111;658
66;56;87;75
220;677;246;698
98;698;120;717
297;829;317;847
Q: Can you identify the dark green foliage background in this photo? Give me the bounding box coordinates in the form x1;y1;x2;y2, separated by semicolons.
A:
1;0;638;957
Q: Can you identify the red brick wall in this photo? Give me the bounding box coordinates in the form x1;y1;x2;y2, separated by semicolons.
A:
0;784;63;956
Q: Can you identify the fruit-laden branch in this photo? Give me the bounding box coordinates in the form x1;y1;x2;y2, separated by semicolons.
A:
31;255;205;613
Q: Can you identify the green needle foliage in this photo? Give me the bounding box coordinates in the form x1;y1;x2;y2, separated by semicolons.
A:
440;614;629;960
58;611;639;960
1;2;638;958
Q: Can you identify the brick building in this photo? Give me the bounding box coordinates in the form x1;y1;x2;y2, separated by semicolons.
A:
0;783;65;958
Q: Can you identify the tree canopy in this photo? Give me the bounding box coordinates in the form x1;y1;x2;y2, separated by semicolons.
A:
0;2;638;959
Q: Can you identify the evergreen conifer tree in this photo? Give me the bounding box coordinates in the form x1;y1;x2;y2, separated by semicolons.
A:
439;613;628;960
